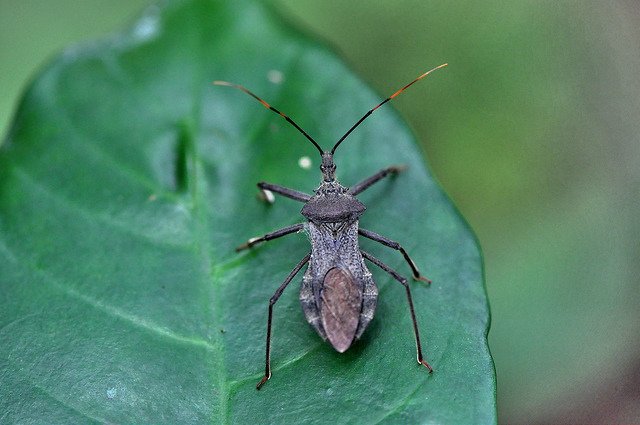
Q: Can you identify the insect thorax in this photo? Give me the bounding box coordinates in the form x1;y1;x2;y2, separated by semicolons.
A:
301;182;366;223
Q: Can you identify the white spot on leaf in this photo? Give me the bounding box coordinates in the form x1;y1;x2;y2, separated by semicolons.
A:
298;156;312;170
133;7;160;41
267;69;284;84
106;387;117;399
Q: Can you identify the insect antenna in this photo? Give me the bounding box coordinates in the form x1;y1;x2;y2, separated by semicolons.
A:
330;63;448;155
213;81;324;156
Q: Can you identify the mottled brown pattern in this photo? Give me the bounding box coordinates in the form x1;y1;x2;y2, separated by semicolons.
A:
320;267;363;353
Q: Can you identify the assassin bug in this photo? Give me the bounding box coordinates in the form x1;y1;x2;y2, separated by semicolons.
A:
214;63;447;389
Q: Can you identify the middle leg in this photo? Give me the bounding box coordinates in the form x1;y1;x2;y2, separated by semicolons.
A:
236;223;304;252
359;228;431;283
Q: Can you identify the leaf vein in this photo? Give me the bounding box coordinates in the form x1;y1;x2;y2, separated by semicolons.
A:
227;342;323;389
50;277;216;350
12;166;190;249
2;241;217;351
53;98;177;199
16;368;106;424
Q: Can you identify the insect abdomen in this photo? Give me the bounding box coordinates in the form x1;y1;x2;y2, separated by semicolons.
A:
320;267;362;353
300;220;378;349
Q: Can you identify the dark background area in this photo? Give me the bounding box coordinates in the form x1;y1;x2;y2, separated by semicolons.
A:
2;1;639;423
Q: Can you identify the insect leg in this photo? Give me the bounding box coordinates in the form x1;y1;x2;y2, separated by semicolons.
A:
236;223;304;252
360;249;433;372
257;182;312;204
347;165;407;196
359;228;431;283
257;252;311;390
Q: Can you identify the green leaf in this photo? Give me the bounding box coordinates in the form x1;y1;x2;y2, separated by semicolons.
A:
0;0;495;423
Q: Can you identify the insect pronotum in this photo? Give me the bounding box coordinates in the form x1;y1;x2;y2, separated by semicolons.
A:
214;63;447;389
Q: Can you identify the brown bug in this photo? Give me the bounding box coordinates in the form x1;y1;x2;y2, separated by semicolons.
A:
215;63;447;389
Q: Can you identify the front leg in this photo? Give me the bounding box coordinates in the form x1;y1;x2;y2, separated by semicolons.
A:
359;228;431;283
236;223;304;252
347;165;407;196
257;182;311;204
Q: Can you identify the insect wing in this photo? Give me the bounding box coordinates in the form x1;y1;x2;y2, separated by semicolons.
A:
320;267;363;353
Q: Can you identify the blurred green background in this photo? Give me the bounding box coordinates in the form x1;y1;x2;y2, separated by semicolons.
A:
1;1;638;423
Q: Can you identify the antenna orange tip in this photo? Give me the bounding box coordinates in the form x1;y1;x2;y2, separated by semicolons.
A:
420;63;448;77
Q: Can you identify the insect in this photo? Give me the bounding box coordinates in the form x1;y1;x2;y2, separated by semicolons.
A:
214;63;447;389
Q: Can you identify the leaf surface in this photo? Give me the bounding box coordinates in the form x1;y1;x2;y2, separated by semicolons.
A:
0;0;495;423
